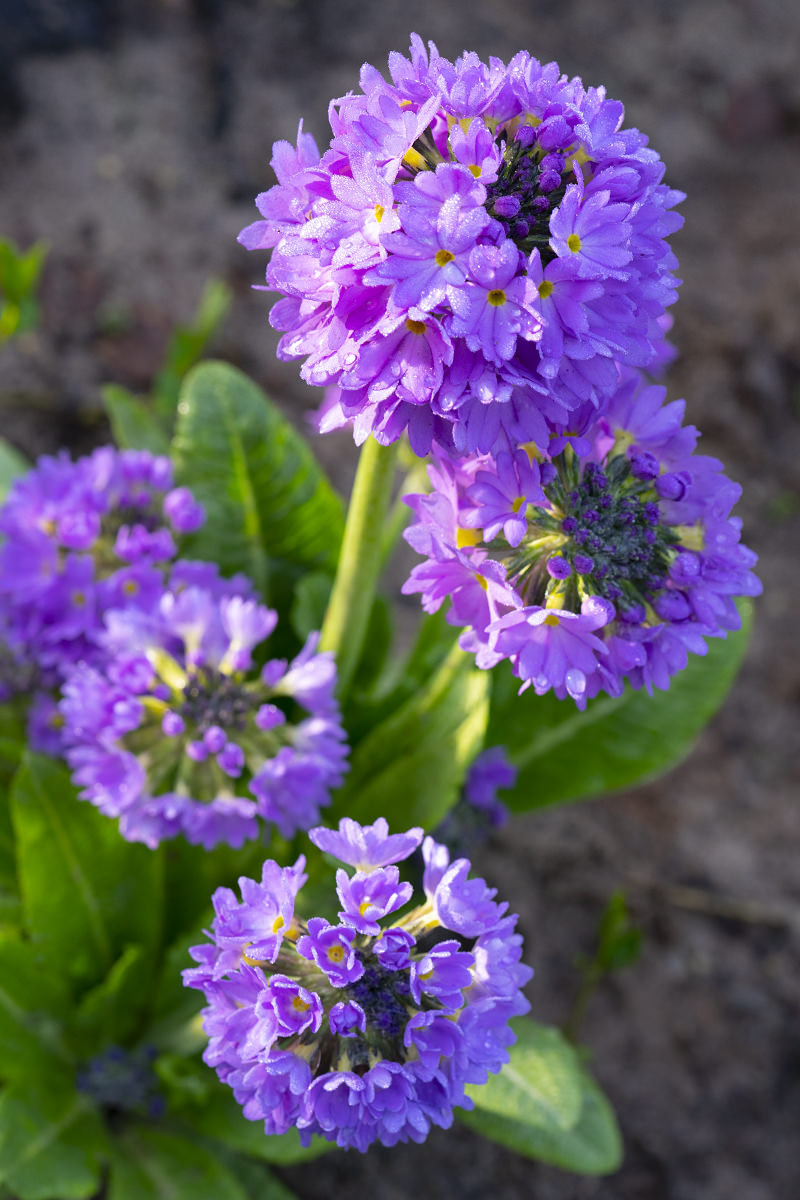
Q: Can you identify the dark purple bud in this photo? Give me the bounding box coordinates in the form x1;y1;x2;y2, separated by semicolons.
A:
574;554;594;574
628;448;659;481
162;712;185;737
186;740;208;763
656;471;690;501
531;195;550;211
539;153;563;173
620;602;646;625
203;725;227;754
540;462;557;486
561;516;578;533
538;169;562;193
644;502;660;525
654;590;692;622
514;124;537;149
511;219;530;239
671;551;701;582
493;195;521;218
546;555;571;579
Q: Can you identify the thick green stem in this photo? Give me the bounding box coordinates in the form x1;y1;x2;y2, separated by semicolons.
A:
320;437;401;696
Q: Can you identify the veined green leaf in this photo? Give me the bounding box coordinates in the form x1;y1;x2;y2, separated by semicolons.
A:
172;362;344;600
108;1129;252;1200
489;600;753;810
10;754;164;992
460;1018;622;1174
0;938;72;1082
331;645;489;831
102;385;171;456
0;1077;108;1200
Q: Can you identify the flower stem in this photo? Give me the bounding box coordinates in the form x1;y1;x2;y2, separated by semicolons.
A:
320;437;400;696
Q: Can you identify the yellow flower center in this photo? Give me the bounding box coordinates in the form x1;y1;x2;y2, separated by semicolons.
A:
487;289;507;307
272;915;284;934
405;318;427;335
292;995;310;1013
543;613;561;627
327;944;345;964
468;164;482;178
567;233;582;253
538;280;554;300
374;204;384;222
435;249;455;267
456;526;482;549
512;496;526;513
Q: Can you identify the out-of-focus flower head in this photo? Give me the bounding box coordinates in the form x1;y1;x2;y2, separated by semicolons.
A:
0;446;205;677
184;818;531;1151
60;585;348;848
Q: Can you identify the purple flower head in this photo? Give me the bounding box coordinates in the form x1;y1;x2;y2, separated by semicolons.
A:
240;38;683;456
184;819;531;1151
60;584;348;848
403;371;760;703
0;446;207;684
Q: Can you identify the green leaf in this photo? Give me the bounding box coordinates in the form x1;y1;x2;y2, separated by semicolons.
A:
108;1129;252;1200
0;938;72;1082
172;362;344;599
152;279;232;423
0;439;28;505
330;645;490;831
179;1079;330;1165
290;570;332;642
10;754;164;992
460;1018;622;1175
213;1150;301;1200
68;944;150;1057
102;385;171;456
0;1077;108;1200
489;600;753;811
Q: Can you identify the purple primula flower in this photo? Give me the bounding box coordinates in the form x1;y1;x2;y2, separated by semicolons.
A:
184;818;532;1151
240;37;683;455
296;918;364;988
336;866;413;936
60;585;348;848
403;370;760;704
0;447;207;726
310;816;423;871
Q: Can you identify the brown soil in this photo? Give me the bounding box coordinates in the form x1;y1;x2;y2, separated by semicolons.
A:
1;3;798;1197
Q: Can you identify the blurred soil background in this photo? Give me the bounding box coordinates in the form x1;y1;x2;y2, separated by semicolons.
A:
1;1;799;1197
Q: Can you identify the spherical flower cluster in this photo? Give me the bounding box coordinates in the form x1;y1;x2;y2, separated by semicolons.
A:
183;817;531;1151
60;585;348;848
240;36;683;456
0;446;205;678
403;372;761;704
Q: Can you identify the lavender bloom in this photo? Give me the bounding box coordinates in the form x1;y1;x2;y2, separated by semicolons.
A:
0;447;206;684
403;372;760;705
240;37;683;455
60;587;348;849
184;819;531;1152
